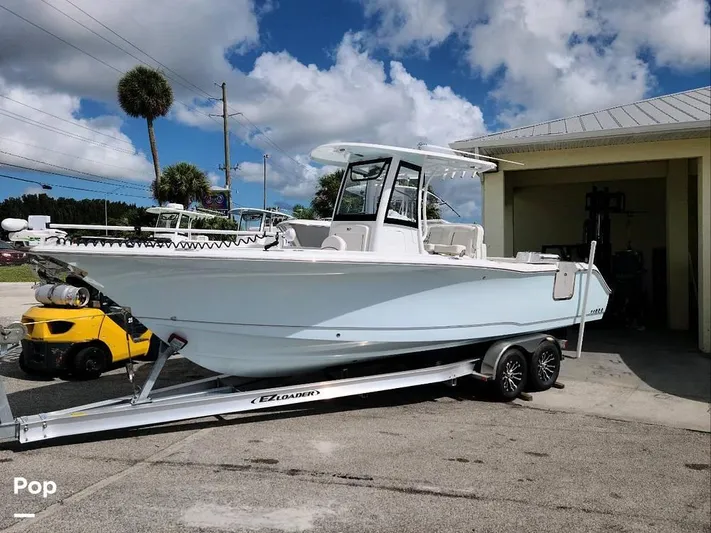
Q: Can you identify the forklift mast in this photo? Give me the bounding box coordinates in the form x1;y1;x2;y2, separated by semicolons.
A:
582;186;626;279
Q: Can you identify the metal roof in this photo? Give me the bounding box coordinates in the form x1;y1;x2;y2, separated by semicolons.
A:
451;86;711;155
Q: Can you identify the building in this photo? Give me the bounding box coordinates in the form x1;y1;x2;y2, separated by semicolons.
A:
451;86;711;353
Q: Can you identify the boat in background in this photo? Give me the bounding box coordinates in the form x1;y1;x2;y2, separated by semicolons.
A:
2;142;611;379
146;203;218;242
230;207;294;247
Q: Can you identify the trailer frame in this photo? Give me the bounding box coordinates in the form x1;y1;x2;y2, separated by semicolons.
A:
0;330;567;445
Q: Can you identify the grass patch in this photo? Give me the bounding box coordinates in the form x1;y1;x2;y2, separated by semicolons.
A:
0;264;39;283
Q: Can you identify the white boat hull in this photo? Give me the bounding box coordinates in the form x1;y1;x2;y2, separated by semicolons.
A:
34;250;611;377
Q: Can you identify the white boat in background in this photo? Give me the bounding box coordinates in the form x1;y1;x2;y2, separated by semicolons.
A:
2;142;611;380
230;207;294;247
147;203;218;242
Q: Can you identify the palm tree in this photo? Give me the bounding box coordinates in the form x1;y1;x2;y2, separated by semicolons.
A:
151;162;211;208
117;65;174;186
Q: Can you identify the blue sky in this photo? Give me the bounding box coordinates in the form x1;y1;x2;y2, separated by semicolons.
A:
0;0;709;221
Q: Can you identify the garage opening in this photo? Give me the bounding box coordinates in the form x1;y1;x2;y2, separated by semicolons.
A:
508;160;697;335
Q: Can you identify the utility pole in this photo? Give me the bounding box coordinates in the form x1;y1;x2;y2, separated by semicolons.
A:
263;153;269;210
209;82;239;212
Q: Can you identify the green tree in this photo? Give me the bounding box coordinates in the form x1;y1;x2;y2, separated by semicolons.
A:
292;204;315;219
310;169;344;219
0;194;151;239
426;185;441;219
192;215;239;241
151;162;211;208
117;65;174;186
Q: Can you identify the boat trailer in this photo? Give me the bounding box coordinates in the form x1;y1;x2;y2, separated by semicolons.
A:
0;328;570;446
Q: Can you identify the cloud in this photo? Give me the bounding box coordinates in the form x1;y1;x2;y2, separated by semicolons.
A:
23;186;50;196
207;172;223;186
360;0;711;126
0;0;260;106
0;1;488;209
182;32;487;200
0;80;155;185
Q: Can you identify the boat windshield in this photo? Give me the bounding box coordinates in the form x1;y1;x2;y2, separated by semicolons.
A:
155;213;179;229
385;164;421;225
237;213;264;232
336;159;390;219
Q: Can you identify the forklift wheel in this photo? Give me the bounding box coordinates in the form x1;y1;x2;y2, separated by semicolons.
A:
144;335;161;362
18;350;51;377
72;345;109;380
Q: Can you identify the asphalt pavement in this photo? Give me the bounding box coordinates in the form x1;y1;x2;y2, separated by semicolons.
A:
1;282;710;532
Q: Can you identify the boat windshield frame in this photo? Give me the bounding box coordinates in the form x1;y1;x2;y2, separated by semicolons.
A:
332;157;391;223
383;160;422;229
155;212;180;229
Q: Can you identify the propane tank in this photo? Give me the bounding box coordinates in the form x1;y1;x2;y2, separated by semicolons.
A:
34;284;90;308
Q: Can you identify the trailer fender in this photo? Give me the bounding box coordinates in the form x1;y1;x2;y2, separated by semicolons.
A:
480;333;561;380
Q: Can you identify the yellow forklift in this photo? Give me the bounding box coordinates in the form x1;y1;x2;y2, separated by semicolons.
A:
19;273;160;380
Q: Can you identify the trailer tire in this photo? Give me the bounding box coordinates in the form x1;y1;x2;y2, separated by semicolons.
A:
528;340;561;392
72;345;109;379
492;348;527;401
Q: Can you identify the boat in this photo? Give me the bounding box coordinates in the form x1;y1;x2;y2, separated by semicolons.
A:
147;203;218;242
1;142;611;379
276;218;331;249
230;206;295;247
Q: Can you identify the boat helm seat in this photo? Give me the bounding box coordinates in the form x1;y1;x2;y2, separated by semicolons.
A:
424;223;486;259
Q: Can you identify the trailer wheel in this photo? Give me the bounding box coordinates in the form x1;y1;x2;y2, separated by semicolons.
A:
492;348;527;401
72;345;108;379
528;340;561;392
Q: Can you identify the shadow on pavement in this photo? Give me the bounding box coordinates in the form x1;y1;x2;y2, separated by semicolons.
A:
565;325;710;403
1;350;495;450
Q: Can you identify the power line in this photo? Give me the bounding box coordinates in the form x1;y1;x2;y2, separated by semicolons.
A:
0;135;142;174
0;94;135;146
0;109;139;155
1;2;220;126
4;1;307;187
39;0;215;105
60;0;214;99
0;172;150;198
0;148;149;189
0;155;149;191
0;3;122;74
46;0;304;169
